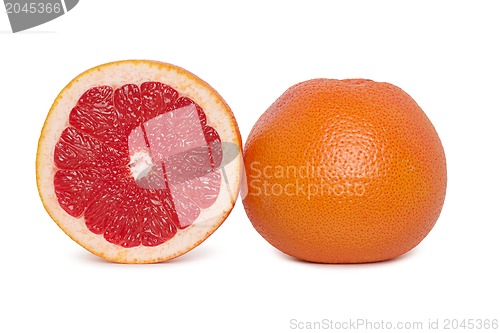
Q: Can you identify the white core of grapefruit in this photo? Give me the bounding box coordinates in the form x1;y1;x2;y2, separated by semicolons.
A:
37;60;242;263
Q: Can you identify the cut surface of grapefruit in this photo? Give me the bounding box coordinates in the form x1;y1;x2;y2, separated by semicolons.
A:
37;60;242;263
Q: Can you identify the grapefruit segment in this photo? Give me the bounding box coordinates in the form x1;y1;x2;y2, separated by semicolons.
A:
69;85;129;152
37;60;242;263
54;127;129;169
54;167;127;218
140;81;179;120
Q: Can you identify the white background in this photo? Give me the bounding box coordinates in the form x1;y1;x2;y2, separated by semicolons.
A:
1;1;499;332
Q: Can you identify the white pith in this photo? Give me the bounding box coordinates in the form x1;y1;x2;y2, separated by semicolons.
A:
37;60;242;263
129;150;153;181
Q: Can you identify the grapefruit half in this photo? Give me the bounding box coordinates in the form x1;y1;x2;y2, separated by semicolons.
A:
37;60;242;263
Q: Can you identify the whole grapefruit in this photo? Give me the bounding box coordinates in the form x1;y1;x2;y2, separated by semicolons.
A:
242;79;446;263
